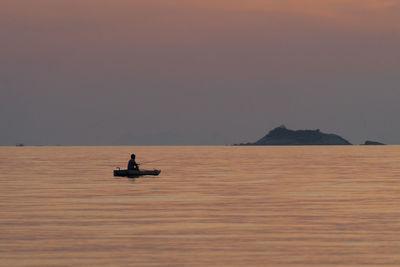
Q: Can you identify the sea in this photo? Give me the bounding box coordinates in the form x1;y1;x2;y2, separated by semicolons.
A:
1;146;400;266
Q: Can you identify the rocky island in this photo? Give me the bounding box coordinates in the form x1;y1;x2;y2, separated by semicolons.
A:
237;126;352;146
362;140;385;146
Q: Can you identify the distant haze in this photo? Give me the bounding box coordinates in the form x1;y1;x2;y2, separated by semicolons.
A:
1;0;399;145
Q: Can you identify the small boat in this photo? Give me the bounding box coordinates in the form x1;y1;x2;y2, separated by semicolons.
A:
114;169;161;178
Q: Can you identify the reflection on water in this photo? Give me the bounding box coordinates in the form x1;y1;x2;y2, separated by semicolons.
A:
1;146;400;266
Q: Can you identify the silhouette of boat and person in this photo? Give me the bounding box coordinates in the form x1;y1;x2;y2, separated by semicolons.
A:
113;154;161;178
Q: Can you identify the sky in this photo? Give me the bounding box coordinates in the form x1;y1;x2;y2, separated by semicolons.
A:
1;0;399;145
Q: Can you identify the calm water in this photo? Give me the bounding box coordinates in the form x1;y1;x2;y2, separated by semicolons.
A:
1;146;400;266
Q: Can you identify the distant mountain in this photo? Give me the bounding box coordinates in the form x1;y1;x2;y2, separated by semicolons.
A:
362;140;385;146
237;126;352;146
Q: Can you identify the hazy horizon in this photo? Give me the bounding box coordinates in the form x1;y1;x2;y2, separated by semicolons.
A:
1;1;399;145
4;125;398;146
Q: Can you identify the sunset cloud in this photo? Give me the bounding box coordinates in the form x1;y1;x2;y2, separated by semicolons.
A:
2;0;399;28
131;0;400;29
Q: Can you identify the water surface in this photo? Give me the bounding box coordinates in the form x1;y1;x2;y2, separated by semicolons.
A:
1;146;400;266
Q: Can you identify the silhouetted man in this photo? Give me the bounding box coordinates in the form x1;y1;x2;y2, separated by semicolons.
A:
128;154;139;171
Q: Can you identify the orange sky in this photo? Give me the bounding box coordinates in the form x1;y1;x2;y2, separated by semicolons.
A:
2;0;399;34
165;0;400;29
2;0;400;22
140;0;400;13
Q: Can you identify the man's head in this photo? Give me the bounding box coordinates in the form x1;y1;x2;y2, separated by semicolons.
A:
131;154;136;159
